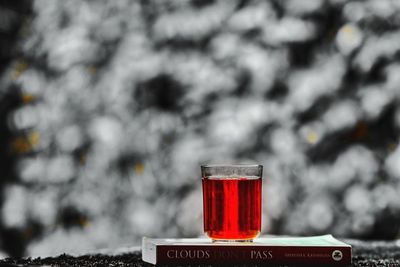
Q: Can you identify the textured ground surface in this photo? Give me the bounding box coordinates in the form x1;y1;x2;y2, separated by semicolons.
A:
1;239;400;267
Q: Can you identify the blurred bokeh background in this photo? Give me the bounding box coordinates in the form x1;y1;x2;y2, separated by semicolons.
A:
1;0;400;258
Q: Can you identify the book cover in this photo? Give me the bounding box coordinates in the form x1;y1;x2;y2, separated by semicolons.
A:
142;235;351;265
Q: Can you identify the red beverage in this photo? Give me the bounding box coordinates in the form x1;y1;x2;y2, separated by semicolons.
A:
202;177;262;241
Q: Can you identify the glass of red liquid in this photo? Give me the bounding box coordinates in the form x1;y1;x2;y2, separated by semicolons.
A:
202;164;263;242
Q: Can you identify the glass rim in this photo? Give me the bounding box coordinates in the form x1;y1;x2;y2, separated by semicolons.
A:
201;164;263;178
201;164;262;168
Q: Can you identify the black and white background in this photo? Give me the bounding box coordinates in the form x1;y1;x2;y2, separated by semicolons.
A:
0;0;400;258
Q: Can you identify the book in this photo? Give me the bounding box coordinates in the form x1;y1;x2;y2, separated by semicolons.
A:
142;234;351;265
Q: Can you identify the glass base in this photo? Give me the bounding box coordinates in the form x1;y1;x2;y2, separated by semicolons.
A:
212;239;253;243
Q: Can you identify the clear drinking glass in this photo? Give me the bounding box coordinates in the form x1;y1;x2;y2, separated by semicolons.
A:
201;164;263;242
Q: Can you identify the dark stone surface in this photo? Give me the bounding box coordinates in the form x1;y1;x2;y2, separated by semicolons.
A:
1;239;400;266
